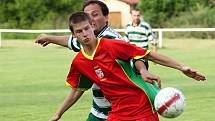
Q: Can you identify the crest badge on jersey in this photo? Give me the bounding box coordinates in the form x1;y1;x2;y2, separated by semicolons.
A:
94;66;104;79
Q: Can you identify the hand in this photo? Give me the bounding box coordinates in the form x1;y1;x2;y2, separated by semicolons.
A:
181;66;206;81
49;114;61;121
140;69;161;88
35;34;50;47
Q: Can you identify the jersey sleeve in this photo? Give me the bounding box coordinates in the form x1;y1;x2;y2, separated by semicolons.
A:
145;22;158;44
67;34;81;52
124;27;129;42
109;39;150;60
149;32;158;45
66;62;93;91
144;23;153;42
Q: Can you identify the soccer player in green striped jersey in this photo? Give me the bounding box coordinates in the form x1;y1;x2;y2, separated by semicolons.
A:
125;8;158;69
125;8;157;50
35;1;159;121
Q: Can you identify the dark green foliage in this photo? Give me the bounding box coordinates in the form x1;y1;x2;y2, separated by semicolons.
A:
138;0;214;28
0;0;214;39
0;0;83;29
138;0;215;38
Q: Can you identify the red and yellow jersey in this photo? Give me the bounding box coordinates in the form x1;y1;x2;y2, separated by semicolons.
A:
66;38;158;120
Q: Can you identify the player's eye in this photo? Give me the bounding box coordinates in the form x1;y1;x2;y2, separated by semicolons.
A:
91;12;98;17
84;26;90;31
75;30;82;33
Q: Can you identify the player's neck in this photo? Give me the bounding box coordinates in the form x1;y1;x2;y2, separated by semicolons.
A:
95;24;108;36
82;38;98;56
132;21;140;27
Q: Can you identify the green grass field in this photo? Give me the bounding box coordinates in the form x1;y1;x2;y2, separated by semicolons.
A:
0;38;215;121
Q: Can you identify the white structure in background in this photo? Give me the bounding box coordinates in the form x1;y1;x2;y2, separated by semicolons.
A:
1;28;215;48
100;0;139;28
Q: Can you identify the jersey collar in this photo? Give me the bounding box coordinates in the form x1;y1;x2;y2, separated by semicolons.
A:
96;25;108;38
81;38;101;60
132;21;141;27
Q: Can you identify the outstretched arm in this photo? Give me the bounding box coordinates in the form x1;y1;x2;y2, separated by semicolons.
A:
134;60;161;88
35;34;70;48
151;43;158;52
49;88;84;121
146;51;206;81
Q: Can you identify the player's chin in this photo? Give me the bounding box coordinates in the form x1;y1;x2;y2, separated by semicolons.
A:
83;38;90;44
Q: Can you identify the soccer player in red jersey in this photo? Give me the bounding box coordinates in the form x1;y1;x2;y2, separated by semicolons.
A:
38;1;160;120
66;11;206;121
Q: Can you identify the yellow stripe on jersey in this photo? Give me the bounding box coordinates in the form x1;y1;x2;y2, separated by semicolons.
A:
65;82;71;87
133;50;150;59
81;38;101;60
65;82;89;91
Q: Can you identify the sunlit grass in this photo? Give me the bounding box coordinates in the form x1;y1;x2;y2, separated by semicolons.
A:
0;38;214;121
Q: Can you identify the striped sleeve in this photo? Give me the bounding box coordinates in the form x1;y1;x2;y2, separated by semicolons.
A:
144;22;154;42
67;35;81;52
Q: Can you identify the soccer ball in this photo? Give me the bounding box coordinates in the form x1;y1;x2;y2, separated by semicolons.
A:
154;87;185;118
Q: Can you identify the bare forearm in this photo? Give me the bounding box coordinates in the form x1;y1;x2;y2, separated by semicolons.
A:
48;35;70;48
134;60;147;72
55;89;84;117
147;51;206;81
147;51;184;71
151;44;157;52
35;34;71;48
134;58;161;88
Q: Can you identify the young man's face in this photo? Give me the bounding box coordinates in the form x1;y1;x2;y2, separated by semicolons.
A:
84;3;108;35
72;20;96;45
131;10;141;25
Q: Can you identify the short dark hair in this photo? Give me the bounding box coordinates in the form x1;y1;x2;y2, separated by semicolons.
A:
130;7;141;14
83;0;109;16
68;11;91;32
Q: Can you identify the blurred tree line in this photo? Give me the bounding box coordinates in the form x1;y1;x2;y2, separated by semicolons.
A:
139;0;215;38
0;0;83;29
0;0;214;29
139;0;215;28
0;0;214;38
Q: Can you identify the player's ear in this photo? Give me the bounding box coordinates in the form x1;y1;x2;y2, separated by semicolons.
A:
69;26;74;35
104;15;108;24
90;23;96;32
72;32;77;38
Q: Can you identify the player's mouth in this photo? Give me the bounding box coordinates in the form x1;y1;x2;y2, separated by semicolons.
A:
83;38;90;43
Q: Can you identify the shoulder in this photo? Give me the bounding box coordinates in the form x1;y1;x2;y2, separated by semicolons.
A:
100;38;111;44
126;21;132;27
100;38;121;46
140;21;151;29
101;38;127;47
72;52;83;65
68;35;81;52
101;27;123;40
